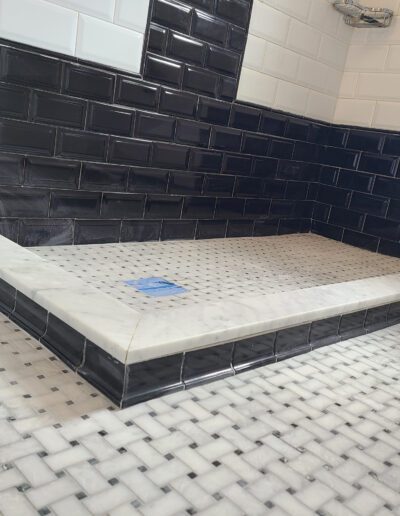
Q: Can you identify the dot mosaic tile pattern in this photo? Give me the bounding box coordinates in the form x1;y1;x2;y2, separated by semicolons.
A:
31;233;400;312
1;314;400;515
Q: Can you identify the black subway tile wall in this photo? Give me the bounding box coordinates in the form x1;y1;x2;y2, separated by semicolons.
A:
1;0;400;255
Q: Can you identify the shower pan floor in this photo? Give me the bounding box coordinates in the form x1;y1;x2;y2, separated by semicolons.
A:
1;233;400;406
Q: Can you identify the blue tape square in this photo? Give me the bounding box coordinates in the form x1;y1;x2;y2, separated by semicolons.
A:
124;277;187;297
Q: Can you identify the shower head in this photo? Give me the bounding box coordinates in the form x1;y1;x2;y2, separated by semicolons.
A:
332;0;393;27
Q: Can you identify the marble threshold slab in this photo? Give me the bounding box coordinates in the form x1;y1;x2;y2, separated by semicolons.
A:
1;235;400;365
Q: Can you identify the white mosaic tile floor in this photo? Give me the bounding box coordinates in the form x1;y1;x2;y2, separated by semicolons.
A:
1;312;400;515
30;234;400;312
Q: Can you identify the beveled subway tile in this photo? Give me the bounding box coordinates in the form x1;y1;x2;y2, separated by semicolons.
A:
0;83;30;120
0;278;16;314
31;91;87;129
74;220;121;245
25;156;80;189
19;219;74;246
42;313;85;368
109;137;151;166
12;292;48;339
0;153;24;186
128;168;169;194
63;63;115;102
80;163;129;192
87;103;135;137
153;0;192;33
192;10;228;46
115;77;160;109
233;333;276;372
159;88;198;117
56;129;107;161
183;343;234;387
161;220;196;240
121;220;162;242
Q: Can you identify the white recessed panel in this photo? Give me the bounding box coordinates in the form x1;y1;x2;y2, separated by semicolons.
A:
114;0;150;33
0;0;78;55
76;14;143;73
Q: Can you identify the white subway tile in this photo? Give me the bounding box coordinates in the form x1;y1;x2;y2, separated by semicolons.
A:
346;44;389;71
306;91;336;122
237;67;278;106
297;56;327;92
114;0;150;33
385;44;400;71
274;81;309;115
287;19;321;58
373;101;400;129
339;72;358;98
357;72;400;100
76;14;143;73
308;1;340;37
249;1;290;45
0;0;78;55
319;34;348;69
259;0;311;22
45;0;115;21
324;67;343;96
262;43;299;81
334;98;376;127
242;34;266;71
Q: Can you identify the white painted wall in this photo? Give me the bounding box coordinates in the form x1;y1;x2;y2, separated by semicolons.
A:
0;0;150;73
237;0;353;123
335;0;400;129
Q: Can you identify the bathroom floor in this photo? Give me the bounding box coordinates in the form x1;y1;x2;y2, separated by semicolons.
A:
30;234;400;313
1;312;400;516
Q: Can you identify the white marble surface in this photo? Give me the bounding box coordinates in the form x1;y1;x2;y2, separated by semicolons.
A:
2;234;400;364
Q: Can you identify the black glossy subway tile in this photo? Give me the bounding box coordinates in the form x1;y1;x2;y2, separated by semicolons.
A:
1;48;62;91
233;333;275;372
128;168;169;194
63;64;115;102
0;279;16;314
226;219;253;237
0;153;24;185
145;194;183;218
148;24;168;53
336;170;374;193
101;193;145;219
165;225;204;249
31;91;86;129
253;219;279;236
365;305;389;332
373;176;400;200
342;229;379;252
152;142;190;169
242;134;269;156
269;200;294;219
219;76;236;101
364;215;400;241
25;156;80;189
294;200;313;218
339;310;366;340
387;302;400;324
347;130;383;152
190;148;223;172
0;218;19;242
153;0;192;33
285;119;309;141
319;146;359;170
350;192;389;217
329;207;364;230
312;220;344;241
210;126;241;151
293;141;319;163
317;185;350;207
234;177;264;197
379;239;400;257
175;119;210;147
169;171;203;194
136;112;175;141
358;153;398;177
0;186;49;217
313;202;330;222
115;77;159;109
192;10;228;46
230;104;261;131
121;220;162;242
183;343;234;387
81;162;129;192
74;220;121;245
244;199;269;218
183;66;219;96
196;219;227;239
309;317;340;349
182;196;215;218
309;125;348;148
56;129;107;161
185;0;213;11
50;191;101;218
125;354;184;405
260;111;287;136
197;97;231;125
216;0;250;28
12;292;47;339
42;314;85;367
319;165;339;186
109;137;151;166
382;135;400;155
0;83;29;120
285;181;308;200
387;198;400;221
222;154;252;175
268;139;293;159
275;324;311;359
145;55;183;87
159;88;197;117
168;33;205;65
264;178;286;198
203;173;235;196
0;119;56;156
206;46;240;76
252;157;279;178
215;197;244;217
19;218;74;246
88;103;135;137
229;26;246;51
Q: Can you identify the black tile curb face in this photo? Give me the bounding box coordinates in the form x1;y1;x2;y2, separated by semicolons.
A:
1;277;399;407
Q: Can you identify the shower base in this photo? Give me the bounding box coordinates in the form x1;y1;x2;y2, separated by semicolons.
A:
1;233;400;407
